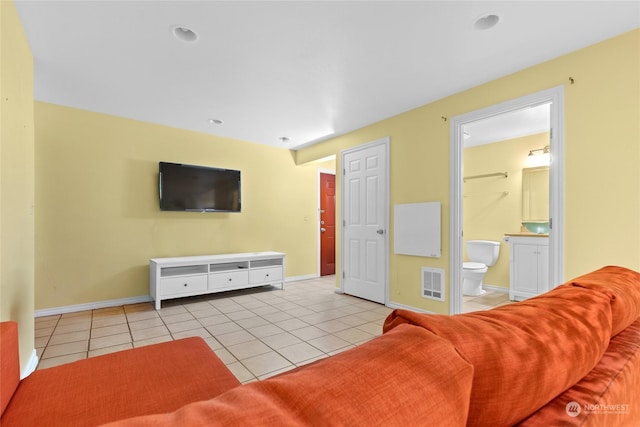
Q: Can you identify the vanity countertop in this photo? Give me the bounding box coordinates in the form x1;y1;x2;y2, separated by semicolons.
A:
504;232;549;238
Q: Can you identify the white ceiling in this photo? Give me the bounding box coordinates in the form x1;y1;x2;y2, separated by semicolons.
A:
463;102;550;147
15;1;640;150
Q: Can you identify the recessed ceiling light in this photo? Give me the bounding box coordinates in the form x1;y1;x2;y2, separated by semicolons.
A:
171;25;198;43
473;14;501;31
208;118;223;125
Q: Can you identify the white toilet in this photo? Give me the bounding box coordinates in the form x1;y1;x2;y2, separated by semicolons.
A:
463;240;501;296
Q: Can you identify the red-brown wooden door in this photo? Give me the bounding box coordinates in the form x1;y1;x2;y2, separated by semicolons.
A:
320;173;336;276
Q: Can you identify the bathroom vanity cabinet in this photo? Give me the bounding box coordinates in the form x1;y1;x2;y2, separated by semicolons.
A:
504;235;549;301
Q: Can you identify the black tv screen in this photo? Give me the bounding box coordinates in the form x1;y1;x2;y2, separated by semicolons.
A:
159;162;241;212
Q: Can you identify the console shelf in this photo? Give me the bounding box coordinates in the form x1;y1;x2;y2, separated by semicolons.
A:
150;251;285;310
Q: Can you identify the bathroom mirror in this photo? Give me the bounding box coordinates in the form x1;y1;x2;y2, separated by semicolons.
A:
522;166;549;221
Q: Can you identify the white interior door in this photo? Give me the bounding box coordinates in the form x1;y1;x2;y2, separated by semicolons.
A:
341;138;389;304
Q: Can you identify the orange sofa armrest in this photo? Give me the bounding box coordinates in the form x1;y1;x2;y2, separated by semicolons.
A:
2;337;240;427
0;321;20;416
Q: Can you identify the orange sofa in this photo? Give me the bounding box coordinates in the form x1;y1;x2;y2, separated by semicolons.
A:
2;266;640;426
0;330;241;426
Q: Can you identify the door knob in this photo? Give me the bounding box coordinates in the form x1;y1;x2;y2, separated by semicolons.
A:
377;229;384;235
321;228;326;233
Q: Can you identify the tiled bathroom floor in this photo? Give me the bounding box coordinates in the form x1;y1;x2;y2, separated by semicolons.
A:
34;276;510;382
462;289;511;313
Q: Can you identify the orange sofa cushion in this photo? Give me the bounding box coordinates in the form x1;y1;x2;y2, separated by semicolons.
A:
1;337;240;427
383;286;613;427
516;317;640;426
560;265;640;336
0;322;20;416
106;324;475;427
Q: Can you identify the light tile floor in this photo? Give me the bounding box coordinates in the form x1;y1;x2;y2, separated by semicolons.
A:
35;276;392;382
35;276;510;382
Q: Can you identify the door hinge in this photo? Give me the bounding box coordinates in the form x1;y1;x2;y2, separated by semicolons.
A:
342;271;345;279
343;219;346;227
343;168;346;176
549;218;552;229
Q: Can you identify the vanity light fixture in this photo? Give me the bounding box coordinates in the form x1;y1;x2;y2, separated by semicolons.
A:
528;145;550;157
526;145;550;167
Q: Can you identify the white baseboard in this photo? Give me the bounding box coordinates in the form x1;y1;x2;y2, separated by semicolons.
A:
483;284;509;294
285;274;319;283
34;275;323;317
386;301;436;314
35;295;153;318
35;275;328;317
21;349;38;379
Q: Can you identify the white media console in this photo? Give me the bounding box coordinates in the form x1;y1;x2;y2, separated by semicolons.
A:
149;251;285;310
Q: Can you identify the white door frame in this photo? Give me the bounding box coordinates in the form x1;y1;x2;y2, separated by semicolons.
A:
449;87;565;314
317;168;336;277
339;137;390;305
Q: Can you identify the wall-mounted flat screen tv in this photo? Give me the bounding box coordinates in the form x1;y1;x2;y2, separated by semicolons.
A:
159;162;241;212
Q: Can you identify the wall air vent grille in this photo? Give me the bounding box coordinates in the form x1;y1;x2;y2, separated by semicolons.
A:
422;267;445;301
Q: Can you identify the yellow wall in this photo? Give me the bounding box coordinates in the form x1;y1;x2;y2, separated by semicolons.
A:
463;133;550;289
35;102;334;309
297;29;640;313
0;0;36;373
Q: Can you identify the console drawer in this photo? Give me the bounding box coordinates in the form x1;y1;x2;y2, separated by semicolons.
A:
249;267;283;284
209;270;250;290
160;275;207;296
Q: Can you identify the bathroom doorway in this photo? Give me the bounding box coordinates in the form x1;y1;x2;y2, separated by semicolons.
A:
450;87;565;314
460;104;550;312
